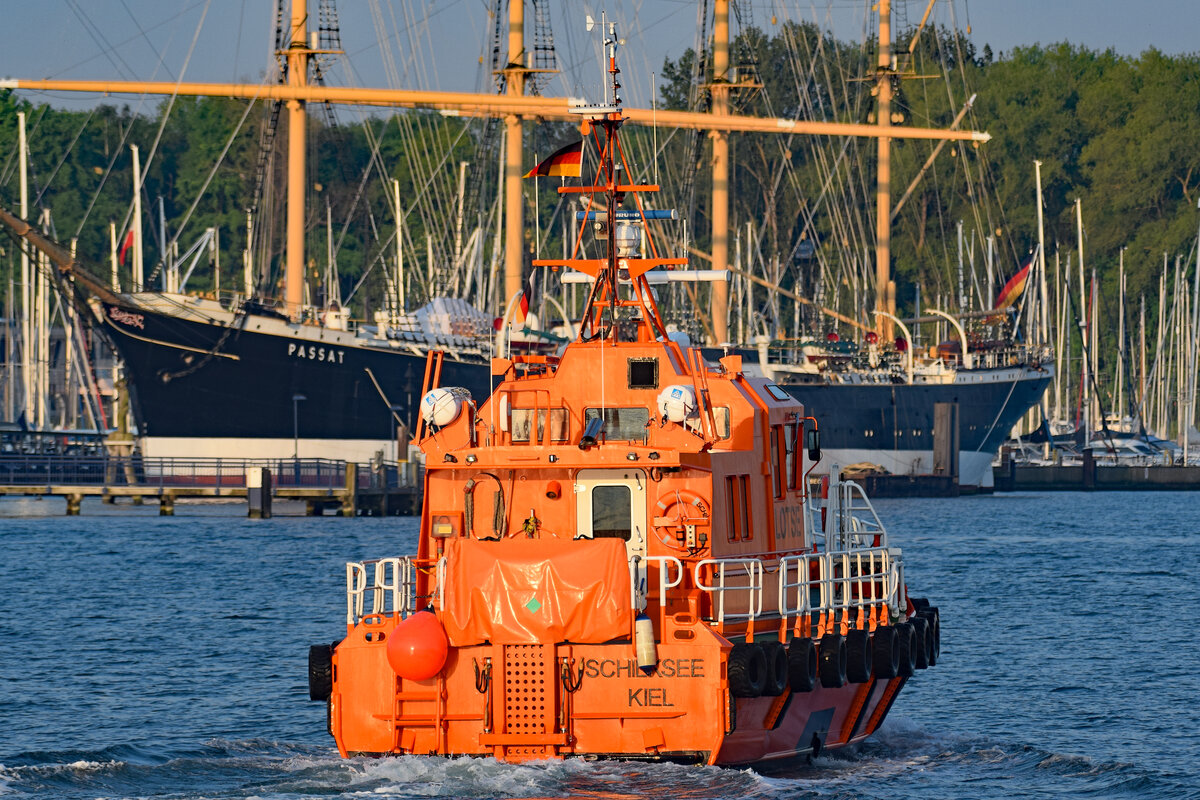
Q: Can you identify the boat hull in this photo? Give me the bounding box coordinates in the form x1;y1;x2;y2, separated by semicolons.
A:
776;372;1053;488
329;616;908;765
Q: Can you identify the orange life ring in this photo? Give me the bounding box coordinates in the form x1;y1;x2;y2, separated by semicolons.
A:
652;489;710;549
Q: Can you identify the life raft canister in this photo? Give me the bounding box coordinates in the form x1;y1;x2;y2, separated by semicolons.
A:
385;610;450;680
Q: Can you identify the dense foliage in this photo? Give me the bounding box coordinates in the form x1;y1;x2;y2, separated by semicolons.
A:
652;23;1200;336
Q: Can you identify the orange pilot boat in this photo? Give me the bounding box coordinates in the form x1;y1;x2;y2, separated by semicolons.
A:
307;28;940;766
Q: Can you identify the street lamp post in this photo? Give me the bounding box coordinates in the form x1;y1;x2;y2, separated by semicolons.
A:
389;404;406;463
292;393;307;459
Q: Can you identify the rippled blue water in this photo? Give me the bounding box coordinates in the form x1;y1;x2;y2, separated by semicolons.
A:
1;492;1197;799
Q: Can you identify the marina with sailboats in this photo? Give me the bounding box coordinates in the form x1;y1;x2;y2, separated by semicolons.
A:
0;0;1079;497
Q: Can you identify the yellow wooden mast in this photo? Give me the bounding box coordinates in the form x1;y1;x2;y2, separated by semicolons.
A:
875;0;896;339
284;3;309;320
710;0;731;343
503;0;529;319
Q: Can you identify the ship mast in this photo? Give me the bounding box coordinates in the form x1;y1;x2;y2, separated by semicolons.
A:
875;0;895;339
710;0;731;344
284;2;310;321
503;0;530;318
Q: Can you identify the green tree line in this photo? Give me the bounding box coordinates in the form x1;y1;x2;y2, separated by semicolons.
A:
655;22;1200;345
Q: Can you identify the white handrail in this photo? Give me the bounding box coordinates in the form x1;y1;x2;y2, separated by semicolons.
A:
436;556;447;611
345;556;411;625
694;558;763;626
643;555;685;601
778;553;822;628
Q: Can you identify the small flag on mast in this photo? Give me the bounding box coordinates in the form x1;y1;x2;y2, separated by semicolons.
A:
993;262;1031;310
118;229;135;266
523;140;583;178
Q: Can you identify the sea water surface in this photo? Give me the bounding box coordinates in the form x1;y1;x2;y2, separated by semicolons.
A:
0;492;1197;799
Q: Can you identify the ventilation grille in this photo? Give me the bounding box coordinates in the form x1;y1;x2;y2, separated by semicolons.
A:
504;644;549;736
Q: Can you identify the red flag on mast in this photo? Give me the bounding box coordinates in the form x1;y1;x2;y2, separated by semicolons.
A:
118;229;135;266
523;140;583;178
993;262;1031;310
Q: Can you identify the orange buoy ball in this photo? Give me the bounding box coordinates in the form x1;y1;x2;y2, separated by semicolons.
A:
385;610;449;680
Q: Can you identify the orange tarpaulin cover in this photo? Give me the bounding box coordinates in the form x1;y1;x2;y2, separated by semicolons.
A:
441;537;632;646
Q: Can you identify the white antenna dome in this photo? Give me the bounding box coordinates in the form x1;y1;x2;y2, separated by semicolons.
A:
420;387;472;428
657;384;698;423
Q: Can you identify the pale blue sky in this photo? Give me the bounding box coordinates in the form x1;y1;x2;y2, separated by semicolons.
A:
1;1;1195;111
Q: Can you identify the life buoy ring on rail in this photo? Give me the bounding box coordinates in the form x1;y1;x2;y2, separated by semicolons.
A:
652;489;710;550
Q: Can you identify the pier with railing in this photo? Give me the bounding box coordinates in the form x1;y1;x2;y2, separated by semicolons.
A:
0;455;423;515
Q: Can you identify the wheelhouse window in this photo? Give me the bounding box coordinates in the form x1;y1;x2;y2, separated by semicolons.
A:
725;476;739;542
771;427;783;498
712;406;731;439
764;384;792;402
591;485;632;540
511;408;569;443
584;407;650;441
786;421;798;490
739;475;752;540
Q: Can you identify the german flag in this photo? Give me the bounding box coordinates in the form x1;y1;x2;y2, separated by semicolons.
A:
523;140;583;178
993;262;1031;310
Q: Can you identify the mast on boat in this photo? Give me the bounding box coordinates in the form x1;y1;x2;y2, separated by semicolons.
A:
283;3;310;321
875;0;896;340
502;0;531;322
710;0;732;344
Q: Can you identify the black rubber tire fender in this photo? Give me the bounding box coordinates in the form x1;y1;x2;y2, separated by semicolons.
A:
818;633;847;688
918;606;940;666
871;625;899;679
910;616;931;669
308;643;334;701
845;629;873;684
788;637;818;692
728;643;767;698
895;622;917;677
760;642;789;697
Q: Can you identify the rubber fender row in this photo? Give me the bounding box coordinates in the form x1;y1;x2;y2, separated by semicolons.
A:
308;641;340;701
727;605;940;698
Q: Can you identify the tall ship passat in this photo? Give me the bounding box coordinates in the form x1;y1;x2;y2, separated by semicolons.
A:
305;40;940;764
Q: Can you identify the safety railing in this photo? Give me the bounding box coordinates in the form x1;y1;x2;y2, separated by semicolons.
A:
822;546;896;633
633;555;684;628
345;556;416;626
0;454;421;490
693;558;764;627
691;543;905;638
817;470;888;552
777;552;825;633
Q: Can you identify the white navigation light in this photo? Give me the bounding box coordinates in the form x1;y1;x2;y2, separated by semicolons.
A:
615;223;639;257
657;384;698;423
420;387;472;428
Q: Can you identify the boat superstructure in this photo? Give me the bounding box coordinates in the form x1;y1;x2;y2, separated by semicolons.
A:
307;32;940;765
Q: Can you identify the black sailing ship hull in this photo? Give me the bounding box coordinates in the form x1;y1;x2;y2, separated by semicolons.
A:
777;373;1053;488
100;298;493;461
102;296;1047;481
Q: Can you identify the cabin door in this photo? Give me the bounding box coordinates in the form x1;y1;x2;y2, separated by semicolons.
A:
575;467;648;562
